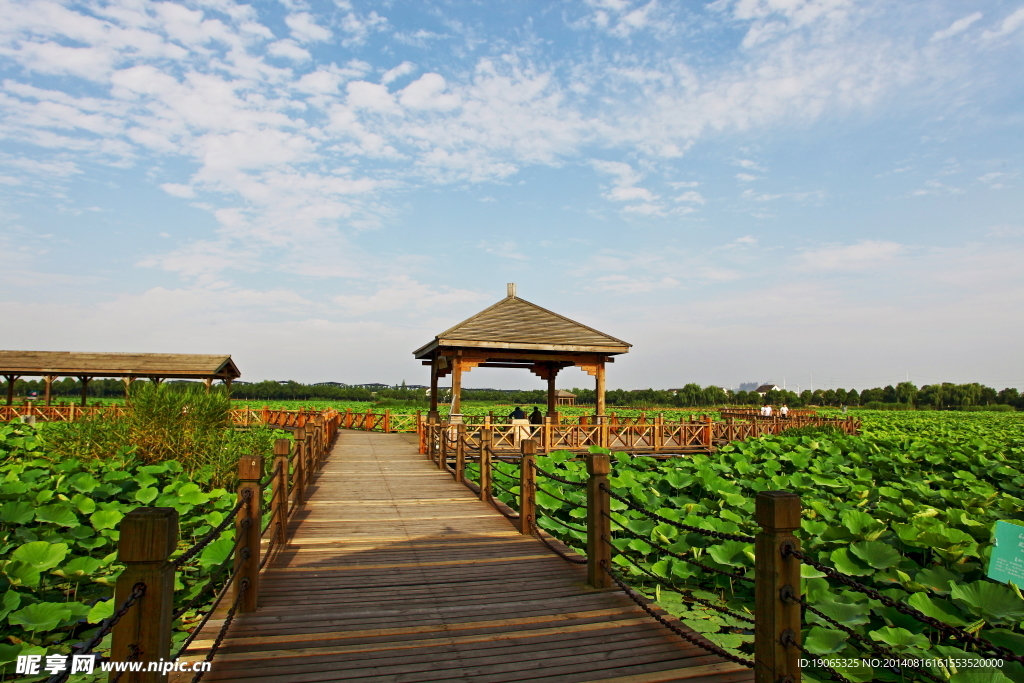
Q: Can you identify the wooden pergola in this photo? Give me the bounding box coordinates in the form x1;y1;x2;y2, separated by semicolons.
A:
0;351;241;406
413;285;630;422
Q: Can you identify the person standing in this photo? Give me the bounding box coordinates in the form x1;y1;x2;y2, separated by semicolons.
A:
529;406;543;424
509;405;526;420
780;404;789;418
763;403;773;417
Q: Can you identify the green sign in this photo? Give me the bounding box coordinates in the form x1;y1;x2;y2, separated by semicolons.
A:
989;520;1024;586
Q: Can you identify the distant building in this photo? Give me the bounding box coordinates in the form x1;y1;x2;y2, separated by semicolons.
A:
738;382;761;392
404;385;428;390
354;383;392;389
755;384;780;397
313;381;347;387
556;390;576;406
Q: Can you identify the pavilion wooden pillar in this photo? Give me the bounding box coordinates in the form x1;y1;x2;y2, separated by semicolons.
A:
451;354;463;416
595;361;606;418
4;375;18;406
78;376;91;407
122;377;136;399
203;378;213;393
545;364;559;421
428;358;440;422
44;375;57;406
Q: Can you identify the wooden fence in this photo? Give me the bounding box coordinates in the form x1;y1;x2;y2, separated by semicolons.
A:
66;416;339;683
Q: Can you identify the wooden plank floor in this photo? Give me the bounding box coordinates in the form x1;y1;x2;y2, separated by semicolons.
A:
175;431;754;683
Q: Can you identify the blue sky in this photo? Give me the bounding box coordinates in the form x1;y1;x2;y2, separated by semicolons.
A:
1;0;1022;391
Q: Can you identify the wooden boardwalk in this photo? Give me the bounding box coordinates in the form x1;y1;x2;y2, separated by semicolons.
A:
178;431;754;683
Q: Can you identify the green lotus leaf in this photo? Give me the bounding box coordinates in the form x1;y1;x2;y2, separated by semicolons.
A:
978;629;1024;658
8;602;73;632
805;598;871;627
706;541;752;567
916;566;961;594
34;504;79;527
87;599;114;624
627;539;652;555
90;509;124;530
0;501;35;525
840;509;886;540
71;494;96;514
12;541;69;570
829;548;873;576
51;556;104;581
198;537;235;568
67;472;99;493
0;590;21;620
949;580;1024;625
0;643;46;667
135;487;159;504
2;561;40;587
949;671;1015;683
849;541;901;569
868;626;930;651
906;591;968;626
803;627;849;655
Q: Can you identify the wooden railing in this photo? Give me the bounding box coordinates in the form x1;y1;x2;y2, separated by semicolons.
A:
420;414;859;456
95;415;338;683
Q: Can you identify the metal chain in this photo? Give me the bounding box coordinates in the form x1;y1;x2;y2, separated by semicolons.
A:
538;511;588;534
608;518;754;584
534;483;584;508
615;551;754;624
785;591;945;683
173;548;236;622
258;461;282;488
107;643;140;683
44;583;147;683
532;462;587;487
175;548;247;659
784;545;1024;664
780;631;853;683
190;578;247;683
601;483;757;544
174;490;251;568
529;515;588;564
490;479;518;499
602;562;755;669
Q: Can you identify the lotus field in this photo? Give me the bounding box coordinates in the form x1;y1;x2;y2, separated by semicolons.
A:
1;407;1022;682
487;411;1024;683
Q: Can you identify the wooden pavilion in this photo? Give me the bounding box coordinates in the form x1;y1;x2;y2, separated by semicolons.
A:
0;351;241;406
555;389;576;406
413;284;630;422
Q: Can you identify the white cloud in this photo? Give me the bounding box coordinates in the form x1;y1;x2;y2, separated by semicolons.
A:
674;191;705;203
736;173;758;182
160;183;195;198
981;7;1024;40
382;62;416;84
399;73;460;111
798;240;904;271
930;12;983;41
285;12;332;43
332;277;485;315
267;40;311;62
346;81;397;112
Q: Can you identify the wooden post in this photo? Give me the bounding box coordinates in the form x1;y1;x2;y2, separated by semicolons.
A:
439;421;448;471
586;451;612;589
755;491;802;683
384;409;391;433
111;507;177;683
428;357;440;422
4;375;18;406
455;423;466;482
519;440;536;535
479;427;492;503
595;361;606;417
236;456;262;612
451;355;463;416
272;439;290;547
704;415;713;448
44;375;56;406
78;376;92;407
546;366;558;421
293;427;306;505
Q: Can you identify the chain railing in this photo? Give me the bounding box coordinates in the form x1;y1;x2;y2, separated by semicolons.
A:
89;416;337;683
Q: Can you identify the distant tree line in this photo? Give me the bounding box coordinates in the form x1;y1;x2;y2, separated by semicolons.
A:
5;378;1020;410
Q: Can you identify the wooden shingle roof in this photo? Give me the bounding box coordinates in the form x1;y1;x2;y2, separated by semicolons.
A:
414;295;631;358
0;351;240;380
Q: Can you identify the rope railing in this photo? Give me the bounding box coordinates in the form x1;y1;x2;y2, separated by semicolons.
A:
783;544;1024;666
93;416;339;679
601;560;755;669
174;491;251;569
44;583;147;683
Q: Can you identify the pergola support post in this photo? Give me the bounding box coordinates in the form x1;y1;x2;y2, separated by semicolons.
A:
78;376;92;407
546;365;559;422
428;359;440;423
595;361;606;419
5;375;18;406
44;375;56;406
451;354;463;417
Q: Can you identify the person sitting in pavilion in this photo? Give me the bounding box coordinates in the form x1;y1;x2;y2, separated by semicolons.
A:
529;406;543;424
509;405;526;420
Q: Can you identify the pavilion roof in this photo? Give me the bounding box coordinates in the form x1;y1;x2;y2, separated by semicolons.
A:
414;294;631;358
0;351;241;380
